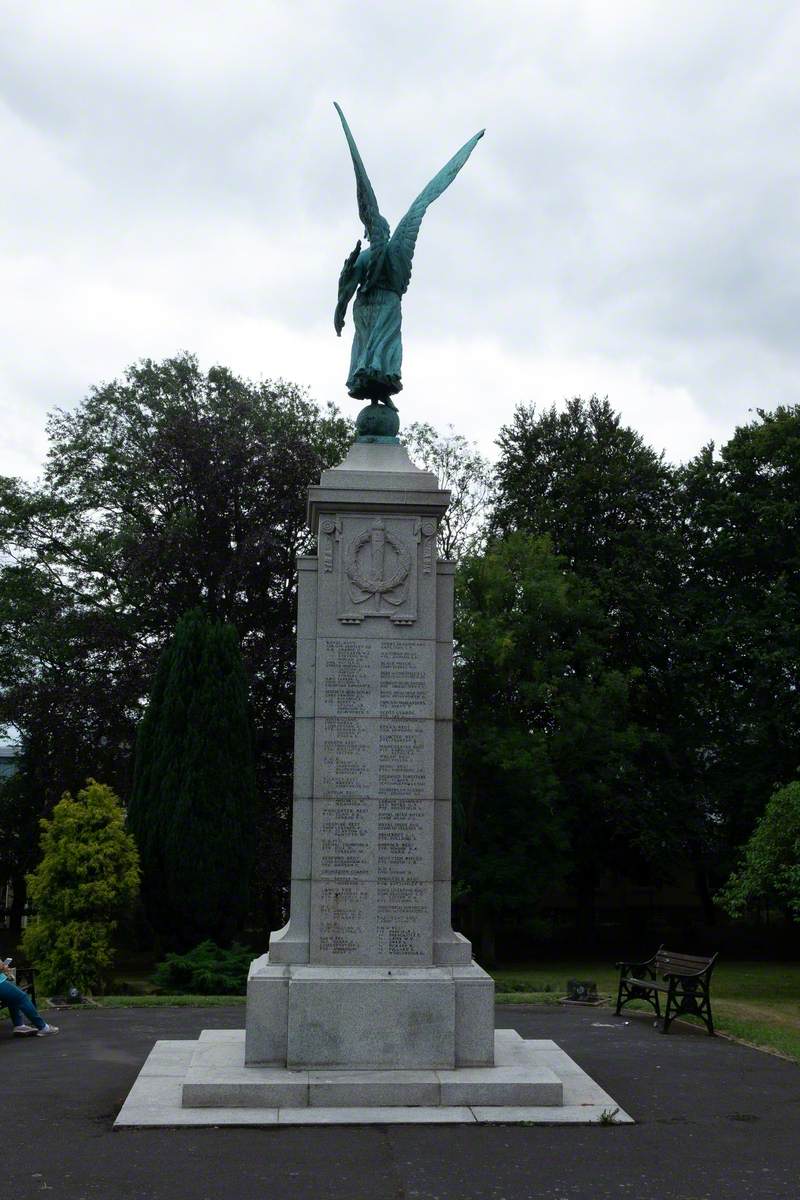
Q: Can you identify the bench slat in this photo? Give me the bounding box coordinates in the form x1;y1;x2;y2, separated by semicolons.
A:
628;978;671;993
628;977;707;991
659;951;714;965
654;955;715;974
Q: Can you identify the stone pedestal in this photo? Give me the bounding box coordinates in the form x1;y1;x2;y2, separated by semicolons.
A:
247;441;496;1077
244;958;495;1070
117;439;631;1124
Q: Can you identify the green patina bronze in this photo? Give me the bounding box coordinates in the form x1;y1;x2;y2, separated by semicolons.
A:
333;102;484;439
354;401;400;442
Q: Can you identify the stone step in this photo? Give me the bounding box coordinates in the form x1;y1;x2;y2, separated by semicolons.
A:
181;1029;563;1109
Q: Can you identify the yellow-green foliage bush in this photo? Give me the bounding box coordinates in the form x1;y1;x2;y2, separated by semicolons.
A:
21;780;140;995
718;781;800;922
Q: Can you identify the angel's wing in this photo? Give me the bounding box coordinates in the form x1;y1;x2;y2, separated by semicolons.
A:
334;102;390;247
335;240;361;335
387;129;484;296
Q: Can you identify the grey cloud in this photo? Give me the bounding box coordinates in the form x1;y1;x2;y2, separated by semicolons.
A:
1;0;799;474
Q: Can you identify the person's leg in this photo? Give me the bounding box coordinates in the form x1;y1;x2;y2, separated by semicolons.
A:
1;979;25;1027
0;979;46;1030
17;987;47;1030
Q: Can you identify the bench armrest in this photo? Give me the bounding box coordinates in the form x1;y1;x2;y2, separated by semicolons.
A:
616;945;662;971
616;955;657;972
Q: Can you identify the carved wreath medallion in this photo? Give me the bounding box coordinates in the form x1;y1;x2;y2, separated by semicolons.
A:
345;521;411;596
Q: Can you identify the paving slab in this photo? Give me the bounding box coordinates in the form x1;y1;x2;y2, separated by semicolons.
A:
138;1040;195;1077
278;1105;477;1125
4;1003;800;1200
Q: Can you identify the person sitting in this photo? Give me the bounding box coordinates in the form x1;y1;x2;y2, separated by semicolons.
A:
0;958;58;1037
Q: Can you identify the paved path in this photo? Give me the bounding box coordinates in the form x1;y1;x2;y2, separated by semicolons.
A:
5;1003;800;1200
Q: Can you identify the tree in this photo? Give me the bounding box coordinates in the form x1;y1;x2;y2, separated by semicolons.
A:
681;405;800;853
0;755;42;935
492;396;682;669
128;608;258;947
20;780;139;994
717;781;800;922
0;354;350;924
454;533;635;958
402;423;493;559
489;397;709;922
0;483;136;812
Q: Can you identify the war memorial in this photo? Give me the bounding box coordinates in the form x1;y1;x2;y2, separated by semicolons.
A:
116;105;628;1126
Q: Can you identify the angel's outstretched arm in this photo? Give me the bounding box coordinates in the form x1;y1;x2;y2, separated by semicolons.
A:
334;102;389;247
387;129;484;296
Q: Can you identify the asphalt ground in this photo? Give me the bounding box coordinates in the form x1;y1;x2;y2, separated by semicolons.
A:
4;1002;800;1200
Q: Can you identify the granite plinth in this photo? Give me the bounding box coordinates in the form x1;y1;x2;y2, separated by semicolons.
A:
186;1029;559;1108
307;441;449;526
245;955;494;1069
265;440;486;1080
115;1030;633;1126
285;966;454;1069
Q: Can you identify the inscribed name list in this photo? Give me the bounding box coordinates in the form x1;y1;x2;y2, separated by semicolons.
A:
311;634;436;965
315;717;434;800
318;638;434;718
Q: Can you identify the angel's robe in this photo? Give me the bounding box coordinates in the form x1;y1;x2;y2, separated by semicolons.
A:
346;247;403;402
333;108;483;405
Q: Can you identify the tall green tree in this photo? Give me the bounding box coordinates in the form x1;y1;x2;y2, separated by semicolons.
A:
454;533;635;958
0;354;350;923
489;398;707;923
681;404;800;856
21;780;139;995
128;608;257;947
492;396;682;670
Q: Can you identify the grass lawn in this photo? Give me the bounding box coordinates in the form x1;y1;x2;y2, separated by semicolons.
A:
51;960;799;1064
492;960;800;1062
92;994;246;1008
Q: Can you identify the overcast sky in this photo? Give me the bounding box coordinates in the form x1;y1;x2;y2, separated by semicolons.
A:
2;0;799;479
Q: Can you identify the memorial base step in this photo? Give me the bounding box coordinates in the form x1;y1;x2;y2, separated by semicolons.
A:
115;1030;634;1126
180;1028;562;1108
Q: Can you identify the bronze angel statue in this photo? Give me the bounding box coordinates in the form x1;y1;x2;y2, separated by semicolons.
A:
334;102;484;419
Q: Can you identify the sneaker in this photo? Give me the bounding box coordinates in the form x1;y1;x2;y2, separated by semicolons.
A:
12;1024;37;1036
36;1024;59;1036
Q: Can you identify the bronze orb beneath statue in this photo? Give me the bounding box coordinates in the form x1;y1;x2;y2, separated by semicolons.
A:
355;401;401;442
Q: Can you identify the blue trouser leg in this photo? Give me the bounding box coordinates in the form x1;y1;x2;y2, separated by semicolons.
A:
0;978;46;1030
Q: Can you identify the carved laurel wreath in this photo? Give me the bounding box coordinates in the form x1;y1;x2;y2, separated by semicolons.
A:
346;528;411;594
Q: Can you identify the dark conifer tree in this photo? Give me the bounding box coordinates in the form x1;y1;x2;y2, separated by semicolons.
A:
129;608;257;947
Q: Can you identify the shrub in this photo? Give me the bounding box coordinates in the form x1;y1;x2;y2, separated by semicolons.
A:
152;940;253;995
717;781;800;921
495;978;556;994
21;780;140;995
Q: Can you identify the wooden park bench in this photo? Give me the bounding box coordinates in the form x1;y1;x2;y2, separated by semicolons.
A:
615;947;717;1035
